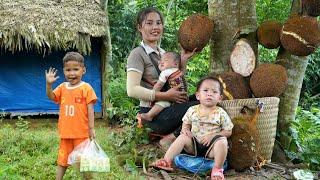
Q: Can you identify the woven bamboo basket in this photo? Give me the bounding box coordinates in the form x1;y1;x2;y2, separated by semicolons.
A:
218;97;280;161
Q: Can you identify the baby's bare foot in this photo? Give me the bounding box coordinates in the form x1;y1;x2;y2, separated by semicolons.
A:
136;114;143;128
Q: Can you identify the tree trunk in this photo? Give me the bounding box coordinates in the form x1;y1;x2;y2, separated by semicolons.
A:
276;50;308;148
208;0;257;75
101;0;112;120
275;0;309;150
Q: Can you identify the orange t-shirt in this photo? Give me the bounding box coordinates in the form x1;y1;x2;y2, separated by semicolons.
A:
53;82;97;138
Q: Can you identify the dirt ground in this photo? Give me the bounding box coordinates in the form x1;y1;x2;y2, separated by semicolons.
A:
138;143;306;180
135;139;318;180
144;163;300;180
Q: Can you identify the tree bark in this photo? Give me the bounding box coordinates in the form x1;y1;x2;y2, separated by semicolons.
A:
101;0;112;120
208;0;257;75
275;0;309;149
238;0;258;58
276;50;308;147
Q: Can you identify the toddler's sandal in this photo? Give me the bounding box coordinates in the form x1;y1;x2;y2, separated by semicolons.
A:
211;168;224;180
150;159;174;172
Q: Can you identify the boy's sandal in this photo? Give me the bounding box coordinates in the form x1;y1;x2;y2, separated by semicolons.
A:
211;168;224;180
136;114;143;128
150;159;174;172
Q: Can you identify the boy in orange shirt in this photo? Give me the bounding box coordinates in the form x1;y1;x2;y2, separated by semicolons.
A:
45;52;97;180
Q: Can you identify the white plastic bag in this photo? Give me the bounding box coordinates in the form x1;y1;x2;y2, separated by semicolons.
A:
68;139;110;173
293;169;314;180
68;139;90;166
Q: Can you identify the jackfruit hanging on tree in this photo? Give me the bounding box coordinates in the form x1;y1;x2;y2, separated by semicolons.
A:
178;14;214;52
257;20;282;49
280;15;320;56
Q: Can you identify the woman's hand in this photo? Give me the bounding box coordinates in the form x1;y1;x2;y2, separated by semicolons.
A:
180;47;197;66
165;86;188;103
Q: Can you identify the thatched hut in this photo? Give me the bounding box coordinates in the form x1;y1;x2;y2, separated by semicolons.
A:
0;0;110;117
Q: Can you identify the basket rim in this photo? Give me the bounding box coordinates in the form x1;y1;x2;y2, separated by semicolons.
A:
218;97;280;105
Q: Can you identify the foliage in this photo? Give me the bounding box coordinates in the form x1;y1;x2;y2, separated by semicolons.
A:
299;92;320;110
106;63;151;152
256;0;291;24
258;45;279;63
301;49;320;98
108;0;138;71
286;107;320;171
108;125;155;170
106;62;139;125
0;121;142;179
106;62;151;157
186;46;210;94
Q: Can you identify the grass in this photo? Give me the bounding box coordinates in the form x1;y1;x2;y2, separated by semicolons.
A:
0;119;143;179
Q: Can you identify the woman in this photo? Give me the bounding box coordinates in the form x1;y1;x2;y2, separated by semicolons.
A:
126;7;198;145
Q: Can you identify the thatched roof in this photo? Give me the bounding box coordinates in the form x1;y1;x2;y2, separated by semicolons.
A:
0;0;107;55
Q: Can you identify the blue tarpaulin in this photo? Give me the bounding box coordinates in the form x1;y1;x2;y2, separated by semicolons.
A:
0;48;102;114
